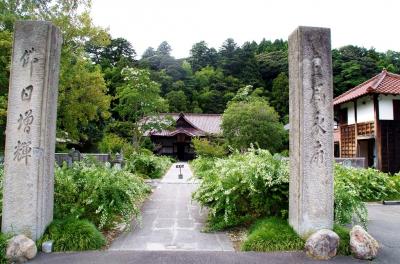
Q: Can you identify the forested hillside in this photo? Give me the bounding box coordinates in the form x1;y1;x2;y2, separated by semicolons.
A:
88;37;400;120
1;0;400;151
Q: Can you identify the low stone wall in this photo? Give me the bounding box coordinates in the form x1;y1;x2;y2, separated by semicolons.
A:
55;150;111;166
281;157;367;169
335;158;367;169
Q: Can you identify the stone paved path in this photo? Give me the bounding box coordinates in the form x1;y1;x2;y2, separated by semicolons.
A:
367;203;400;264
110;162;233;251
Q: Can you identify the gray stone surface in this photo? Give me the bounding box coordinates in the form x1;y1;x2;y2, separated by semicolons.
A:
6;234;37;263
288;26;334;237
2;21;62;240
367;204;400;263
304;229;339;260
22;204;399;264
30;250;364;264
110;163;233;251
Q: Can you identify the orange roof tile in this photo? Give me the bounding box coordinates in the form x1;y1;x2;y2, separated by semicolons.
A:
333;70;400;105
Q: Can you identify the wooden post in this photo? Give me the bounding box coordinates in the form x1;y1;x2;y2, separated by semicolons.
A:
354;100;358;157
373;94;381;170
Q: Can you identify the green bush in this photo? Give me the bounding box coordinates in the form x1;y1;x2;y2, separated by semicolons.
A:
55;160;150;230
386;174;400;200
192;137;225;158
192;150;399;230
98;133;135;157
222;98;287;153
241;217;304;251
38;218;106;251
333;164;400;227
334;165;368;227
0;233;10;264
124;152;172;179
190;156;215;179
333;225;351;255
335;165;399;201
192;148;289;230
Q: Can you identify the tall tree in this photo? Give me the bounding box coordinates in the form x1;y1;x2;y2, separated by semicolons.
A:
332;45;380;96
219;38;240;76
114;68;169;149
142;47;156;58
222;88;286;153
0;0;111;150
157;41;172;56
270;73;289;122
166;90;188;112
189;41;217;72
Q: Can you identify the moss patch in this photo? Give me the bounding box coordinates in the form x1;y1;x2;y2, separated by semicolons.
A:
333;225;351;256
38;218;106;252
241;217;304;251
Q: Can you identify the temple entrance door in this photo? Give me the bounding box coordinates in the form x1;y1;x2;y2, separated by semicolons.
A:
177;143;185;160
358;138;375;167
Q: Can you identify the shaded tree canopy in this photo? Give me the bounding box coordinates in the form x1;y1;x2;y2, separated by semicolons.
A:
222;87;286;153
1;1;399;152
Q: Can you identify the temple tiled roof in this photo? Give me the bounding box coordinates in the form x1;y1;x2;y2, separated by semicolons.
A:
333;69;400;105
149;113;222;136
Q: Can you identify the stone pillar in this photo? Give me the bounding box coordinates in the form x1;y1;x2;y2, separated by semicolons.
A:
288;26;334;237
2;21;62;240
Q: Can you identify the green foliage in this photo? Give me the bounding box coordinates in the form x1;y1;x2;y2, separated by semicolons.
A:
386;174;400;200
189;41;217;72
334;164;400;227
54;160;150;230
332;46;380;97
0;30;12;95
192;138;225;158
192;150;400;231
0;0;111;151
0;232;10;264
114;67;169;149
333;225;351;256
98;133;135;157
166;90;188;112
125;152;172;179
38;218;106;251
222;94;286;153
190;156;215;179
241;217;304;252
241;217;351;255
0;166;3;220
270;72;289;121
57;58;111;144
334;169;367;227
192;149;289;230
335;165;399;201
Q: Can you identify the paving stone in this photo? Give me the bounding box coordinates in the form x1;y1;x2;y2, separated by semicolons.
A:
110;162;234;251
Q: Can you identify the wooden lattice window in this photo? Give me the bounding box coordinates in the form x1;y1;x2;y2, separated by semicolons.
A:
340;124;356;157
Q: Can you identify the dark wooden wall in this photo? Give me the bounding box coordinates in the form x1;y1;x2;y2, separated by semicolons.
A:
380;120;400;173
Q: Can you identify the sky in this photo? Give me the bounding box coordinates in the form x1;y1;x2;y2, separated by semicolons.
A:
91;0;400;59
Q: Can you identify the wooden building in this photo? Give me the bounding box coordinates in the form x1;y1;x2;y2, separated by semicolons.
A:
148;113;222;160
334;69;400;173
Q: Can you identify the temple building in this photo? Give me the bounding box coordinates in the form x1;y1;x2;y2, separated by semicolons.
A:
334;69;400;173
148;113;222;160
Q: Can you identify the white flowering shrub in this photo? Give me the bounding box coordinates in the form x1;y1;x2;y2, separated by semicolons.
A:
192;149;400;230
54;159;150;230
192;148;289;230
